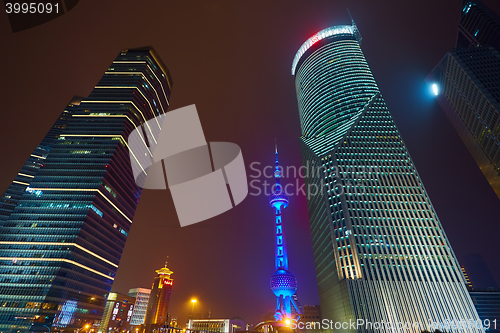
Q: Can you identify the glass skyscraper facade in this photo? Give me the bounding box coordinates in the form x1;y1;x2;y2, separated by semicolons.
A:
469;290;500;333
128;288;151;327
429;0;500;200
0;47;172;332
458;0;500;52
293;22;483;332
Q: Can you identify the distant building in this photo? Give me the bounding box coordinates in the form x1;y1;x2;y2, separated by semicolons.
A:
469;289;500;333
301;305;321;322
462;265;475;289
98;293;136;333
128;288;151;328
187;318;245;333
144;263;174;331
463;253;499;289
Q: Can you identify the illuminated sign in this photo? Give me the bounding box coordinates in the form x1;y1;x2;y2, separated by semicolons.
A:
163;279;173;286
127;304;133;322
291;25;354;75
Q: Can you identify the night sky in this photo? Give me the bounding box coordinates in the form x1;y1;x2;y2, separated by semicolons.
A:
1;0;500;327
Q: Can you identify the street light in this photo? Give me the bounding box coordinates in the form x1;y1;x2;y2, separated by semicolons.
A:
190;299;197;318
76;325;90;333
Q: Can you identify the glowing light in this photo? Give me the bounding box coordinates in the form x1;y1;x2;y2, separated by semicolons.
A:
0;241;118;267
191;299;197;303
285;319;291;325
432;83;439;96
26;188;132;223
13;180;30;186
0;257;114;280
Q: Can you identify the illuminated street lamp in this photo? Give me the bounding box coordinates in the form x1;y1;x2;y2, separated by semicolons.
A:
76;324;90;333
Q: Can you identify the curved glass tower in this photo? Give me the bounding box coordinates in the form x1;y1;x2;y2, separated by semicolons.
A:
293;22;483;332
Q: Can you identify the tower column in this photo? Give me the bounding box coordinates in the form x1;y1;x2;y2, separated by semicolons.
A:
269;143;301;323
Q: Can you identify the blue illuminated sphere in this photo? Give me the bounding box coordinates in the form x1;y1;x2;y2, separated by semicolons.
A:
270;269;297;297
269;188;289;209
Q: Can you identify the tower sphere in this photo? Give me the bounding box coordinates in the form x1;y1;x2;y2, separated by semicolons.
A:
270;269;297;298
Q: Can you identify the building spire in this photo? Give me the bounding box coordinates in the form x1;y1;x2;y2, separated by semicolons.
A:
347;8;353;23
275;139;280;174
347;8;362;45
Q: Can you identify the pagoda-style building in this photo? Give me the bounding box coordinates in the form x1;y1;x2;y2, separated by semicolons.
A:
144;262;174;332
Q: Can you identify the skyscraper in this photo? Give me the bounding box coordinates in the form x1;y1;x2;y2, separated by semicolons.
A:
429;0;500;200
269;144;301;322
144;263;174;332
0;47;172;332
128;288;152;328
457;0;500;52
292;21;483;332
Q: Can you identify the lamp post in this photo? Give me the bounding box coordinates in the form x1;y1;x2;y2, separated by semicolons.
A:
190;299;197;319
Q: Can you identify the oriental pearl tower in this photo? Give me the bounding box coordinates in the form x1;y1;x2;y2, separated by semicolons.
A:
269;142;301;322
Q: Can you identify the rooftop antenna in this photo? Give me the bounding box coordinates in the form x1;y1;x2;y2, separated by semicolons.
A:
347;8;362;45
347;8;354;23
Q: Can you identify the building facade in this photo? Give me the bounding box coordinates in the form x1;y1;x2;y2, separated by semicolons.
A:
144;263;174;332
128;288;151;328
0;47;173;332
292;22;483;332
98;293;136;333
187;318;245;333
429;0;500;200
301;305;321;323
469;289;500;333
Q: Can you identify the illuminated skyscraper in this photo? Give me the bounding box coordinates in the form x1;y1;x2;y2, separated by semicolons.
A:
269;144;301;323
292;21;483;332
144;263;174;332
128;288;152;328
429;0;500;200
0;47;172;332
